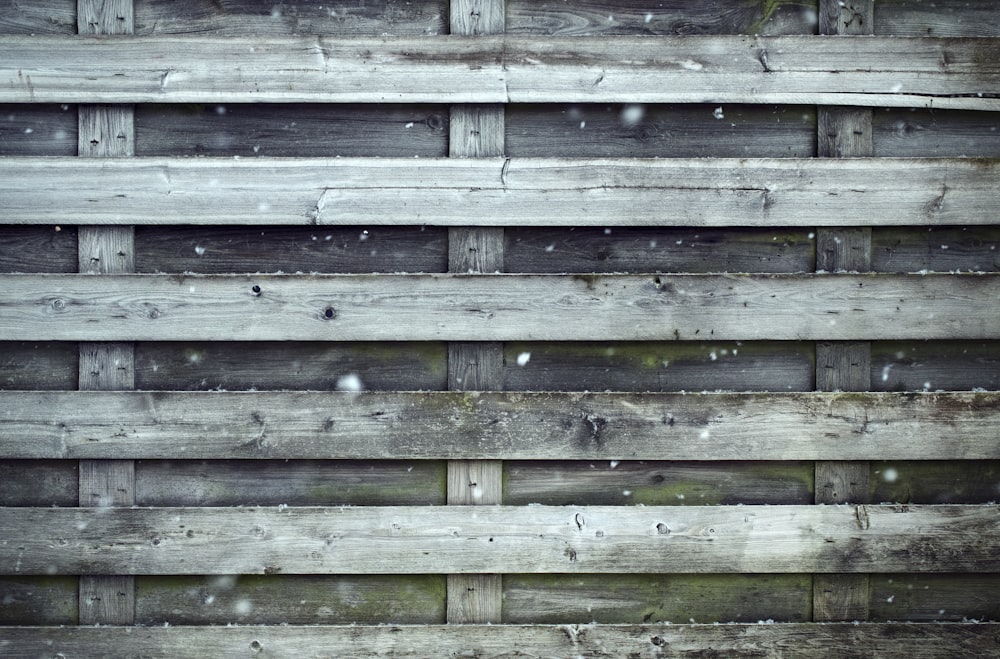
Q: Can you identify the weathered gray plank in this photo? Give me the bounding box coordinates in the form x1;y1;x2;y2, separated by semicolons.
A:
2;391;998;461
133;0;448;36
0;104;77;155
0;576;78;625
0;460;77;506
871;341;1000;391
0;227;78;273
133;226;448;274
873;109;1000;157
0;0;75;34
2;35;998;108
2;504;998;575
507;0;817;36
506;104;817;158
869;574;1000;622
875;0;1000;37
134;342;447;391
1;623;998;658
135;460;446;506
135;575;446;625
0;342;78;390
505;228;814;273
870;460;1000;505
502;574;812;623
1;273;997;341
134;104;448;157
871;226;1000;273
502;341;815;392
3;157;998;227
505;461;813;506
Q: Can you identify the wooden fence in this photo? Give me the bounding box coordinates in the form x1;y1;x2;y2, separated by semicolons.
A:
1;0;999;656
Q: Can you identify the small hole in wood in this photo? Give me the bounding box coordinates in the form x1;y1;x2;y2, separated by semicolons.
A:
324;307;336;319
251;285;261;296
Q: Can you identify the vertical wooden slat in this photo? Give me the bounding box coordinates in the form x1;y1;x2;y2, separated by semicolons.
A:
77;0;136;628
813;0;874;625
446;0;505;626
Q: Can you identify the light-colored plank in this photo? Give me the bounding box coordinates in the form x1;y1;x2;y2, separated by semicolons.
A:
1;504;997;575
0;273;997;342
2;35;998;108
2;156;997;226
76;0;136;628
815;2;875;624
1;390;997;461
0;623;997;658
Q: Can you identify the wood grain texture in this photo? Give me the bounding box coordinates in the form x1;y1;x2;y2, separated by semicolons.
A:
506;104;817;158
1;623;998;658
0;104;77;156
0;0;76;35
1;504;998;575
871;226;1000;274
506;0;817;36
0;576;78;625
1;273;997;341
873;109;1000;158
3;157;998;227
134;104;448;158
133;226;449;274
875;0;1000;37
2;35;998;108
871;341;1000;392
134;461;446;506
505;461;813;506
2;391;998;461
502;574;812;623
0;460;77;506
134;575;446;625
133;0;448;36
133;341;447;391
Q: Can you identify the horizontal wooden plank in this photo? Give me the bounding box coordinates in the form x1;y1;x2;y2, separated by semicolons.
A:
1;504;997;574
1;35;999;108
2;157;997;227
871;341;1000;392
1;391;997;461
876;0;1000;38
1;623;998;658
0;273;997;341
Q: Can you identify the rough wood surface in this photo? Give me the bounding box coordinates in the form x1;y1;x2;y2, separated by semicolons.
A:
2;391;997;461
2;623;998;658
505;461;813;506
133;0;448;36
2;504;998;575
502;574;812;623
0;0;76;35
873;109;1000;158
3;156;998;226
1;273;997;342
875;0;1000;37
0;576;77;625
506;103;817;158
133;226;448;274
506;0;816;36
0;104;77;156
134;104;448;158
0;342;78;390
871;341;1000;392
871;226;1000;274
0;461;77;507
134;575;446;625
2;35;998;108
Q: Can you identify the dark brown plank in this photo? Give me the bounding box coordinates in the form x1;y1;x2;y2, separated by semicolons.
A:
502;574;811;623
869;461;1000;505
506;0;817;35
0;227;78;273
133;0;447;35
502;341;815;392
506;104;816;158
135;104;448;157
134;226;449;274
504;461;813;506
0;342;78;390
134;341;447;391
504;227;815;274
135;575;446;625
869;574;1000;622
134;460;446;506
